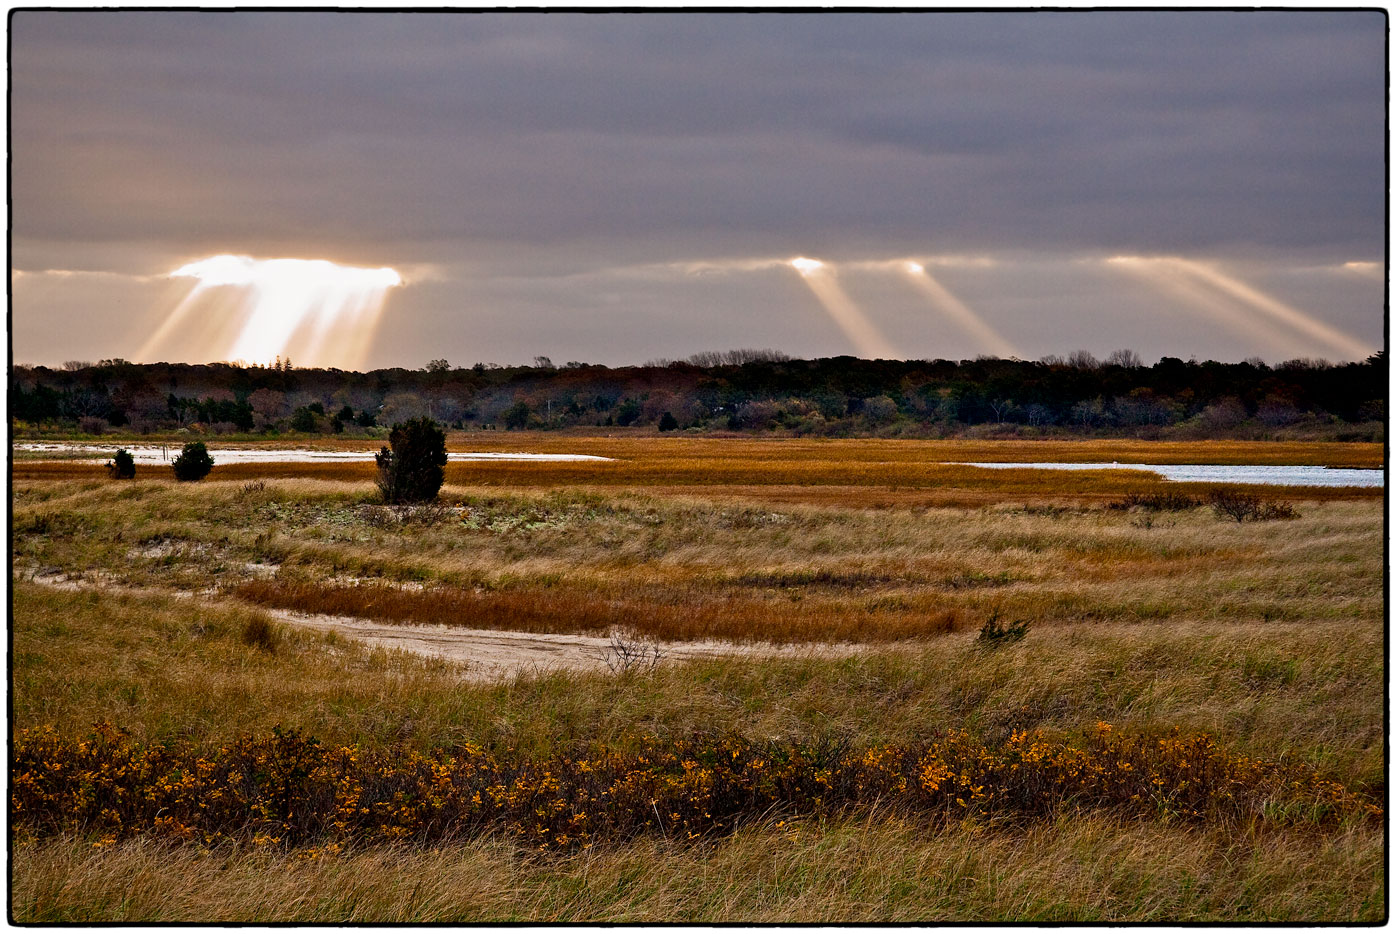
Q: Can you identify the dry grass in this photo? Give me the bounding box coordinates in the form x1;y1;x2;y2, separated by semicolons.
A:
9;567;1386;922
12;582;1383;786
9;436;1386;921
229;578;964;644
12;437;1383;507
13;478;1382;641
12;817;1384;923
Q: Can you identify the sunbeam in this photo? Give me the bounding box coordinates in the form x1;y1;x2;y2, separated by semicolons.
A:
788;257;899;359
1166;258;1372;361
147;255;402;368
1103;256;1372;360
1104;256;1307;357
899;261;1019;359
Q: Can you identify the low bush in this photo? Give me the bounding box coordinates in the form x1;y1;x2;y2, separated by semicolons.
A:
1107;492;1201;512
105;449;136;480
171;442;214;482
1208;489;1299;523
602;631;666;675
976;613;1028;648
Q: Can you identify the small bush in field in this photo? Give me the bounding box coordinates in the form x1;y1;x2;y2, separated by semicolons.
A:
170;442;214;482
1209;489;1299;523
976;612;1028;648
375;417;447;504
105;449;136;480
602;631;666;674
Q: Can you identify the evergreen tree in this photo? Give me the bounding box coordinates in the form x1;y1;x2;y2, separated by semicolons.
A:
376;417;448;503
106;448;136;479
171;442;214;481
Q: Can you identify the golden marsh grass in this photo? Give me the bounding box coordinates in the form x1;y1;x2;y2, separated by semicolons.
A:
13;474;1382;642
12;437;1383;509
9;436;1386;921
13;816;1384;923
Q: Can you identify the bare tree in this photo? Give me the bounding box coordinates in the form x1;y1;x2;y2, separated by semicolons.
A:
686;348;791;367
601;631;666;675
1066;350;1101;370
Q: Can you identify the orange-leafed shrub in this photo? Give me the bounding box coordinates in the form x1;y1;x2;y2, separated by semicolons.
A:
12;723;1379;852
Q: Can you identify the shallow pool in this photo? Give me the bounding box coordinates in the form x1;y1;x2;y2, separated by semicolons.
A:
956;462;1384;488
13;443;613;464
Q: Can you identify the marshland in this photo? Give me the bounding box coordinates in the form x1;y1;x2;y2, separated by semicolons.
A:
14;6;1388;923
9;434;1385;922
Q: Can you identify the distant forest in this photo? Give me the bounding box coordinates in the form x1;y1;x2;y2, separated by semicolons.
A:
11;349;1386;441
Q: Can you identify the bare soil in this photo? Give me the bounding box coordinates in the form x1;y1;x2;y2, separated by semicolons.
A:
19;572;863;681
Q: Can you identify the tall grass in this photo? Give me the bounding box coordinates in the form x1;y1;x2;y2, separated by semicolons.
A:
12;582;1383;786
12;818;1385;922
230;578;964;644
9;570;1385;922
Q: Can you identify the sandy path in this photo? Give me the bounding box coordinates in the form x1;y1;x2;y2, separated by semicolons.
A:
19;572;864;681
265;609;858;681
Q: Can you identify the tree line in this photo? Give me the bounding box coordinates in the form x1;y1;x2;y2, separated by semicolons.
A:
11;349;1385;441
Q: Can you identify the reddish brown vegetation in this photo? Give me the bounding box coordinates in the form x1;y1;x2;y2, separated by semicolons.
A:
230;579;964;644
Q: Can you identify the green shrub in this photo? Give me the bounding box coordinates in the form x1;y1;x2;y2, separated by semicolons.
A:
105;449;136;480
976;612;1028;649
170;442;214;482
375;417;448;504
503;402;531;430
290;407;320;433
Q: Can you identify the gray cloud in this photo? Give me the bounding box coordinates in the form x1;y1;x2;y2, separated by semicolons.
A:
9;10;1385;365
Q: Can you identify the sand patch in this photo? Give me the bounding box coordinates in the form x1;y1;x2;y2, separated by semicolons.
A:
17;571;866;682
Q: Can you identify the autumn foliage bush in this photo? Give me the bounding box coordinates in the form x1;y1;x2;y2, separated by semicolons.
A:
12;723;1378;853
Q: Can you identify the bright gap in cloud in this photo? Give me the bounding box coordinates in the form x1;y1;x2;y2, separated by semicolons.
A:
141;255;402;368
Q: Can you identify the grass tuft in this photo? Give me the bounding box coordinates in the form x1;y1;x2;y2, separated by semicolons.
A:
241;615;281;654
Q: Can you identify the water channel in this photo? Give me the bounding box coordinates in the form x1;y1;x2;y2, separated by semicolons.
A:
957;462;1383;487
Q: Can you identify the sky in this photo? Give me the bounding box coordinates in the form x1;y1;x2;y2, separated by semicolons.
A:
10;10;1388;369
